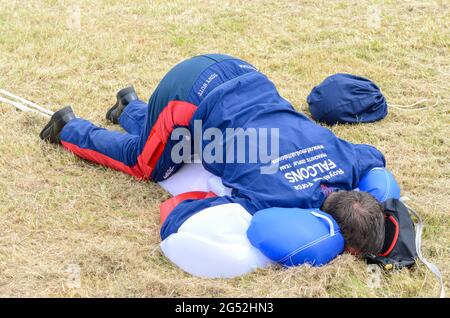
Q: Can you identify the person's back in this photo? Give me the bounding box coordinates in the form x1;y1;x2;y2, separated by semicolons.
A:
190;70;386;213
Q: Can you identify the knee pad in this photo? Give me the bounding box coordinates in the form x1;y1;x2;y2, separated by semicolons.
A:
160;203;273;278
247;208;345;267
358;167;400;202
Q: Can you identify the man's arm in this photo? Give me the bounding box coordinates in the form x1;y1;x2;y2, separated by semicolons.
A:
355;144;386;180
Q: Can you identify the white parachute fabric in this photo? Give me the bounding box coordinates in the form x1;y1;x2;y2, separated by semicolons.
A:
160;203;273;278
158;161;232;196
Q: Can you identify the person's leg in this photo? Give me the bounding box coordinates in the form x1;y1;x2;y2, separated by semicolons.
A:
141;53;259;181
56;55;225;180
58;54;258;181
117;52;258;137
144;54;233;132
135;54;238;181
118;99;148;135
60;118;145;178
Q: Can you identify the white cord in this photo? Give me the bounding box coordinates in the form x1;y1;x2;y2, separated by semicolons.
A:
400;196;446;298
0;95;52;118
0;89;54;116
0;96;35;112
389;99;428;108
389;99;438;111
0;90;53;118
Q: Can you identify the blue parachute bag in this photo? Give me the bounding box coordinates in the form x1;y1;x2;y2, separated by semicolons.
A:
307;73;388;125
247;208;345;267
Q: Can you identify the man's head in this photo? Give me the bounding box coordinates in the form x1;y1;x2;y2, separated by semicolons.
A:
321;190;385;256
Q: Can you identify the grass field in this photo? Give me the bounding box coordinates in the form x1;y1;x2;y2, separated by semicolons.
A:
0;0;448;297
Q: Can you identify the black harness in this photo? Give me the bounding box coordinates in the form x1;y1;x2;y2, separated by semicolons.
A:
365;198;445;297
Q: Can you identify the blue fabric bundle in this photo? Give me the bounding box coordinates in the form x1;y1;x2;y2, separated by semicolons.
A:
307;73;387;125
247;207;344;267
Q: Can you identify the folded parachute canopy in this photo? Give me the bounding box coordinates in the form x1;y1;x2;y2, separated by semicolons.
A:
160;203;273;278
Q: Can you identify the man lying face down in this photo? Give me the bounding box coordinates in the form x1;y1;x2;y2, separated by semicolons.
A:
40;53;385;257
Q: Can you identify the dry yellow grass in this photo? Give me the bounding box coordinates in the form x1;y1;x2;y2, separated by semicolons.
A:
0;0;448;297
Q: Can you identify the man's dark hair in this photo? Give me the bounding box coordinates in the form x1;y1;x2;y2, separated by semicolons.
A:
321;190;385;256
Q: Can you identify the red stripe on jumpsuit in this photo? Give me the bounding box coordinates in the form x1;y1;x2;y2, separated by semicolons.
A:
61;101;197;180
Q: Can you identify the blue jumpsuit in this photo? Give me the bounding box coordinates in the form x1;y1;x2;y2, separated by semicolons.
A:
60;54;255;181
57;54;386;240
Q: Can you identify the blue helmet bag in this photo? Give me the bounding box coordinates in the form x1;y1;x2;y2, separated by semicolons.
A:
307;73;388;125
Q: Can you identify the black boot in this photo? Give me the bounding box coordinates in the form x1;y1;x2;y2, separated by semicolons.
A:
39;106;76;144
105;86;138;124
